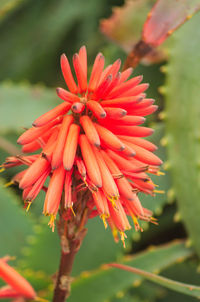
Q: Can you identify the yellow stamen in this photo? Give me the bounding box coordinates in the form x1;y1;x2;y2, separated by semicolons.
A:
120;231;126;248
107;195;116;207
148;180;158;187
3;181;14;187
0;168;5;173
83;177;87;185
112;228;119;243
157;171;165;176
150;216;158;225
35;296;49;302
48;215;56;232
133;215;143;232
153;189;165;194
100;214;108;229
131;215;140;231
107;194;119;209
70;206;76;217
26;202;32;212
148;167;165;175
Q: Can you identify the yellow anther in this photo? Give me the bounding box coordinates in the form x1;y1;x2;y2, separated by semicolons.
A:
83;177;87;185
150;220;158;226
150;216;157;221
100;214;108;229
120;232;126;248
3;181;14;187
147;11;152;18
26;202;32;212
107;195;118;208
48;215;56;232
112;228;119;243
167;30;173;36
186;14;192;20
35;296;49;302
148;180;158;187
0;168;5;173
70;206;76;217
132;214;138;224
153;189;165;194
157;171;165;176
132;215;140;231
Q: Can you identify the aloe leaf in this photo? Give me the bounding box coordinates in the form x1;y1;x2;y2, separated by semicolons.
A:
109;280;165;302
100;0;200;66
111;293;141;302
0;0;27;23
165;13;200;256
68;241;193;302
109;263;200;298
20;217;123;276
100;0;167;64
129;281;165;302
17;268;51;293
0;178;34;259
0;82;59;132
0;0;113;84
159;260;200;302
18;217;60;275
100;0;155;52
143;0;200;46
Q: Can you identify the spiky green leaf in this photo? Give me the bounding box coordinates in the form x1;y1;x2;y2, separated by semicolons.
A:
165;13;200;256
68;241;193;302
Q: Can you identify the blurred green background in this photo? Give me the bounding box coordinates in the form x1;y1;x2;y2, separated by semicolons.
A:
0;0;200;301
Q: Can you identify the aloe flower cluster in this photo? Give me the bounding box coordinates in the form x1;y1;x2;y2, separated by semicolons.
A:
3;46;162;244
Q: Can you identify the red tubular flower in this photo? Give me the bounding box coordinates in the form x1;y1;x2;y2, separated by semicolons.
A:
0;257;36;300
2;46;163;245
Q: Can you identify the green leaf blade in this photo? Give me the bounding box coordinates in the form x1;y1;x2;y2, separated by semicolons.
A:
0;179;34;258
165;13;200;256
0;82;59;132
68;241;193;302
109;262;200;299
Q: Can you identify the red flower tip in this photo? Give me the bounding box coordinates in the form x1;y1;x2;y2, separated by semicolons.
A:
71;102;85;113
0;258;36;299
3;46;163;245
